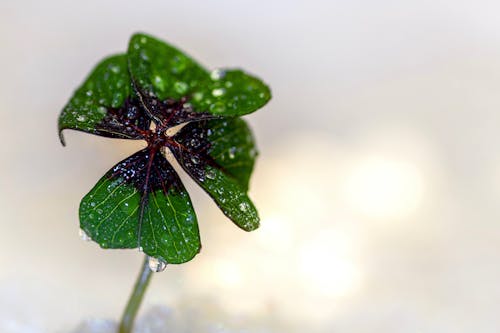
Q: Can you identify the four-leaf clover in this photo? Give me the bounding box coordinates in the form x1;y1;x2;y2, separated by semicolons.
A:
58;33;271;265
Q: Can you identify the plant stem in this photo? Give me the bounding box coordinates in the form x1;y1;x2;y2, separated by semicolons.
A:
118;256;153;333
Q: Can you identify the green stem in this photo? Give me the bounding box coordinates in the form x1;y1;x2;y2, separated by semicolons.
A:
118;256;153;333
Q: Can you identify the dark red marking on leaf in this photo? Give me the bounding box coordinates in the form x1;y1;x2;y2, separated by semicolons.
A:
94;97;151;140
108;148;182;194
138;92;217;128
169;121;223;182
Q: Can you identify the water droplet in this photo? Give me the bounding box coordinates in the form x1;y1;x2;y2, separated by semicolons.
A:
212;88;226;97
90;202;96;207
77;115;86;122
190;138;200;147
193;92;204;101
206;169;216;180
228;147;236;159
79;229;91;241
140;50;149;61
138;246;144;253
239;202;249;212
148;257;167;272
109;65;120;74
85;90;93;97
127;106;138;119
210;69;226;80
191;156;200;164
174;81;188;94
209;102;226;114
153;75;165;91
97;106;107;115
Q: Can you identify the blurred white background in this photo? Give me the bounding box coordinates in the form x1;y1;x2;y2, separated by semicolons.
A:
1;0;500;332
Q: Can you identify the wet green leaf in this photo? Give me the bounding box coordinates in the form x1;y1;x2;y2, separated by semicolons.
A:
80;149;200;264
172;119;259;231
58;55;150;145
128;33;271;118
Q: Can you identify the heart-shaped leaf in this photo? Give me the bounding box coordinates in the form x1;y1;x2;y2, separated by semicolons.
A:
171;118;259;231
128;33;271;118
58;55;151;145
80;148;200;264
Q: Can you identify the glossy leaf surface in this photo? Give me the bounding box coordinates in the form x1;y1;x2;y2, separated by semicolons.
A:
80;149;200;264
58;55;150;145
128;33;271;118
172;119;259;231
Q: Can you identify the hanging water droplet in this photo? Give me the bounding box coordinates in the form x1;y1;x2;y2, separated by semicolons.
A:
77;115;86;122
148;256;167;272
212;88;226;97
138;246;144;253
206;169;216;180
79;228;91;241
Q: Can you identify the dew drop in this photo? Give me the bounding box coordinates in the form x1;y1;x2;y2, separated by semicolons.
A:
206;169;216;180
138;246;144;253
212;88;226;97
209;102;226;114
239;202;249;212
228;147;236;159
79;228;91;241
85;90;93;97
174;81;188;94
190;138;200;147
109;65;120;74
77;115;86;122
191;156;200;164
153;75;165;91
148;256;167;272
210;69;226;80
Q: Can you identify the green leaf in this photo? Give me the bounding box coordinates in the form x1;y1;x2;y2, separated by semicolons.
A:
191;69;271;117
58;54;149;145
127;33;208;101
127;33;271;118
172;119;260;231
175;118;258;191
79;149;200;264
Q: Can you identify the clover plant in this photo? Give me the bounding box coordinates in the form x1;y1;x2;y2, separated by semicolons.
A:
58;33;271;333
